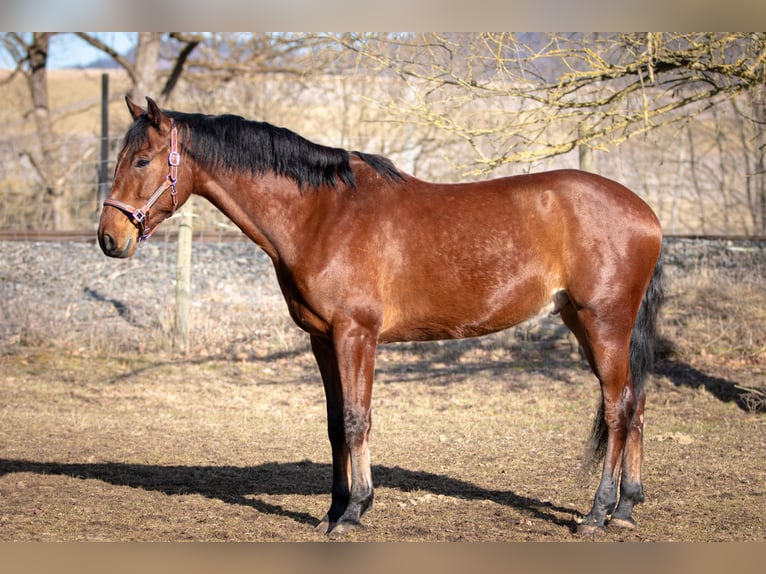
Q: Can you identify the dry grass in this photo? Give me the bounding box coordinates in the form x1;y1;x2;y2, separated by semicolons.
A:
664;269;766;360
660;265;766;413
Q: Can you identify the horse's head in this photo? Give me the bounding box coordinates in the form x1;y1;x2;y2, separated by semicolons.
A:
98;96;189;258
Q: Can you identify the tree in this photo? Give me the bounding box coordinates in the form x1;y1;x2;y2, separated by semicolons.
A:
733;84;766;234
336;33;764;165
1;32;78;230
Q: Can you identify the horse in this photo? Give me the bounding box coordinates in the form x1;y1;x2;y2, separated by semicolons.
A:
98;96;663;538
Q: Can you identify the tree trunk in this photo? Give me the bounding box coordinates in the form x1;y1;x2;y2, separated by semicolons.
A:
754;87;766;235
132;32;162;104
687;123;706;234
26;33;71;230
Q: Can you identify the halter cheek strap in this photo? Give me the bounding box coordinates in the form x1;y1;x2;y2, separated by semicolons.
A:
103;125;180;242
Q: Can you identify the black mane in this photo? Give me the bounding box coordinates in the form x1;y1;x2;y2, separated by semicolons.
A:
124;110;404;190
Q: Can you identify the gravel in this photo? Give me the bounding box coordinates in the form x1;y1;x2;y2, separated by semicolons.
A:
1;236;764;355
0;236;289;354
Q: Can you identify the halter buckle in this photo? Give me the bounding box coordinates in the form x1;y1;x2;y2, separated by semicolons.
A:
168;151;181;166
133;209;147;226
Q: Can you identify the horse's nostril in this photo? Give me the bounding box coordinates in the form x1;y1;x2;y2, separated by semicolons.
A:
102;232;115;253
99;232;133;258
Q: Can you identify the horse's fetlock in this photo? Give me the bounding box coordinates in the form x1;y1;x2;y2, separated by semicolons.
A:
344;407;371;439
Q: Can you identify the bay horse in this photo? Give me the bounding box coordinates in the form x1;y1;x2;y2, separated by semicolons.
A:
98;97;663;538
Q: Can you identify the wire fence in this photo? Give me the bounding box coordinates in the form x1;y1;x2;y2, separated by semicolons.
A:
0;132;110;231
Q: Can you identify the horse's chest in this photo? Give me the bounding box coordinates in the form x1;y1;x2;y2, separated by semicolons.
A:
274;260;357;338
280;289;331;337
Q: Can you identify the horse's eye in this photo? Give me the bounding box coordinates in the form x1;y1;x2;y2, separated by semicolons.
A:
134;158;151;168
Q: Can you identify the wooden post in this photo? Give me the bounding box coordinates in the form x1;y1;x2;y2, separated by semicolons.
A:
98;73;109;207
173;203;193;353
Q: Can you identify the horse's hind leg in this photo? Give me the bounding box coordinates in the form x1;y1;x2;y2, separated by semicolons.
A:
560;304;638;537
609;388;646;530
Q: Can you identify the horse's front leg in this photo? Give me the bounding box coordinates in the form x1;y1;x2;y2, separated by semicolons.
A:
310;321;377;535
311;335;350;533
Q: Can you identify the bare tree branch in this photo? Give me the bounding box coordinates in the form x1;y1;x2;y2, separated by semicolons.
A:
161;32;203;97
334;32;766;172
74;32;137;84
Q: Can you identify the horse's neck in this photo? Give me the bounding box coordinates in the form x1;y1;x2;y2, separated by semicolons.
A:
196;170;311;263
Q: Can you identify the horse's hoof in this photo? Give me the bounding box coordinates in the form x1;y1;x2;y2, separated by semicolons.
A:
327;519;364;537
314;519;331;534
577;522;607;538
609;516;637;530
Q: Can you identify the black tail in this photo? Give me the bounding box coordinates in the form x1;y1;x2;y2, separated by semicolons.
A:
586;252;664;467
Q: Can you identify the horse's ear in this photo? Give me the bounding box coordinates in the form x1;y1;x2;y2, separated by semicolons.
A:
145;97;171;135
126;96;145;121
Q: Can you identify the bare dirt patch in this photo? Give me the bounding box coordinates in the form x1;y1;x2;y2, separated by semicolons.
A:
0;238;764;541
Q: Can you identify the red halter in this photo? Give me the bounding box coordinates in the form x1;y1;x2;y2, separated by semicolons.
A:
103;124;180;242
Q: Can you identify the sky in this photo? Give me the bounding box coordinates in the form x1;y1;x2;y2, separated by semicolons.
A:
46;32;135;69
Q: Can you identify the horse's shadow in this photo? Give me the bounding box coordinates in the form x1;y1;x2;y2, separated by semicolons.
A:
0;458;578;533
654;358;757;411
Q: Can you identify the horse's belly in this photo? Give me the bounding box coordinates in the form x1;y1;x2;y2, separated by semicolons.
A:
378;277;566;344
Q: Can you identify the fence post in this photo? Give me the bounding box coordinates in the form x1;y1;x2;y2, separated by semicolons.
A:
173;203;193;353
98;73;110;207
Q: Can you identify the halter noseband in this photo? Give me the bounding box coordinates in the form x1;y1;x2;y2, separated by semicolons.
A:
103;124;180;242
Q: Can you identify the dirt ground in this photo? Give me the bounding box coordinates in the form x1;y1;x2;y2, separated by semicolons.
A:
0;240;764;542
